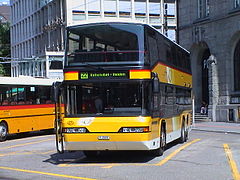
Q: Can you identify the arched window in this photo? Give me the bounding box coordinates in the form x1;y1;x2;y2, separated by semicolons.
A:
234;39;240;91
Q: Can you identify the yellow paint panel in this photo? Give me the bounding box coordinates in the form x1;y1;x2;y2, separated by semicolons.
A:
129;70;151;79
63;116;152;133
63;116;153;142
152;63;167;83
152;63;192;87
64;72;79;81
64;133;151;142
0;106;55;134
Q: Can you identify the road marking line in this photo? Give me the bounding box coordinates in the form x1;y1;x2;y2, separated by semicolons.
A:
59;163;121;167
155;139;201;166
58;139;201;168
59;158;84;167
101;165;114;169
59;163;154;168
0;150;56;156
0;166;98;180
223;144;240;180
4;135;54;143
0;138;53;150
0;150;21;157
40;150;56;155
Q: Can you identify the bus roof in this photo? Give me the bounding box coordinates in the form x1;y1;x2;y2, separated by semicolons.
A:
67;18;146;28
67;18;190;54
0;76;62;86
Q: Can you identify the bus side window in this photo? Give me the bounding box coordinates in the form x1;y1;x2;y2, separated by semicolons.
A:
153;94;159;110
146;27;159;64
166;47;172;64
2;100;9;105
165;86;174;105
172;45;177;66
185;53;191;72
157;34;166;63
0;88;7;105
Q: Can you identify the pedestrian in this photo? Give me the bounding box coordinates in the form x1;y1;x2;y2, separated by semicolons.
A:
200;101;207;115
95;95;103;114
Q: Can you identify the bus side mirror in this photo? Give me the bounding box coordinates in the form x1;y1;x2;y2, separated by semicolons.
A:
152;72;160;93
52;82;62;103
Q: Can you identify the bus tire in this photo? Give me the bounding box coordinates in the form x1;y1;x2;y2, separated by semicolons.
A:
0;122;8;142
152;124;166;156
179;119;187;143
185;115;190;141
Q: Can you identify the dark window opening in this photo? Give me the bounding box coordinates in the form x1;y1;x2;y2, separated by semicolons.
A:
66;23;144;65
0;86;53;105
64;81;151;116
234;40;240;91
50;61;63;70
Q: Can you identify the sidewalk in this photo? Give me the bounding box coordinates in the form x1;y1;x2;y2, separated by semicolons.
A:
191;121;240;134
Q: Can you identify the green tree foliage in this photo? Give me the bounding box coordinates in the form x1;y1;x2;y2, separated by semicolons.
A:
0;22;10;76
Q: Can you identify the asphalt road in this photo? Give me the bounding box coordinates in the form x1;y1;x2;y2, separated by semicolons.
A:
0;130;239;180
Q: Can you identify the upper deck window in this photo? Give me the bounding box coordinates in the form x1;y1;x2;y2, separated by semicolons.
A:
66;23;144;66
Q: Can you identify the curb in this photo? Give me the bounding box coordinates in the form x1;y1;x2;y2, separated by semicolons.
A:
192;128;240;135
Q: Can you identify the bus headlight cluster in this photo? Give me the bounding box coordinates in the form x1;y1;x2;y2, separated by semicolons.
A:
63;127;88;133
119;127;149;133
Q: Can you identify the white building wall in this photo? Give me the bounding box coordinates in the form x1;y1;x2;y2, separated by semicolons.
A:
68;0;176;37
10;0;65;79
10;0;176;78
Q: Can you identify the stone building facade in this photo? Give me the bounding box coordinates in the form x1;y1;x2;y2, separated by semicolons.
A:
178;0;240;122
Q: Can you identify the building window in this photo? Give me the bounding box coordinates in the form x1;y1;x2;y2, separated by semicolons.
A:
234;40;240;91
198;0;210;18
234;0;240;8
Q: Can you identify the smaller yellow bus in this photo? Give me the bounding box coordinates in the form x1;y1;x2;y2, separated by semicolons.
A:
0;76;61;141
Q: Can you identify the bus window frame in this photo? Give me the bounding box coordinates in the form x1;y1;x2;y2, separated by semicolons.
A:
65;23;145;66
0;85;53;106
62;80;152;117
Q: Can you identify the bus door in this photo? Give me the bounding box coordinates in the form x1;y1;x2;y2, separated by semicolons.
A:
53;82;64;153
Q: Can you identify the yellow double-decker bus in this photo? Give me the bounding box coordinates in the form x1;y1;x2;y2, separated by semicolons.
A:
54;20;192;156
0;76;60;141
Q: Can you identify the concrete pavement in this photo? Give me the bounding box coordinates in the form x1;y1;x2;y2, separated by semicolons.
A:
191;121;240;134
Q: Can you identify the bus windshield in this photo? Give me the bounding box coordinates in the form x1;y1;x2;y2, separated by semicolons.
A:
66;23;144;66
64;81;150;116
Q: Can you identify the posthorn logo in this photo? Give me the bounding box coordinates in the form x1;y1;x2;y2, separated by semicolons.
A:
80;72;89;79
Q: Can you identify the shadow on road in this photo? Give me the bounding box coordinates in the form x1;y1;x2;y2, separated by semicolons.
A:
44;150;157;165
44;139;182;165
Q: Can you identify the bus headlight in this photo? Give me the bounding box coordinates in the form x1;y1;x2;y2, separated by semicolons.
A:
63;127;88;133
119;127;150;133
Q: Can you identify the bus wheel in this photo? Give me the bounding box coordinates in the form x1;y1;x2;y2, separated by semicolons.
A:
83;151;99;158
0;122;8;142
179;120;187;143
152;125;166;156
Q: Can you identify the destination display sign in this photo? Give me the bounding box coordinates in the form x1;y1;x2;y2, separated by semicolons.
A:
79;71;129;80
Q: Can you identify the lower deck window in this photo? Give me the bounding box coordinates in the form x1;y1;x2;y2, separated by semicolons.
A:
65;82;150;116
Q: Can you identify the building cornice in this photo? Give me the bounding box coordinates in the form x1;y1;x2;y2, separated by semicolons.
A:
179;8;240;31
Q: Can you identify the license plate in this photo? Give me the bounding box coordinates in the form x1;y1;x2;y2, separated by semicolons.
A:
98;136;110;140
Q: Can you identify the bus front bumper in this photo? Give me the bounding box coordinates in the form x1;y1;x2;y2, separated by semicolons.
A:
63;133;159;151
